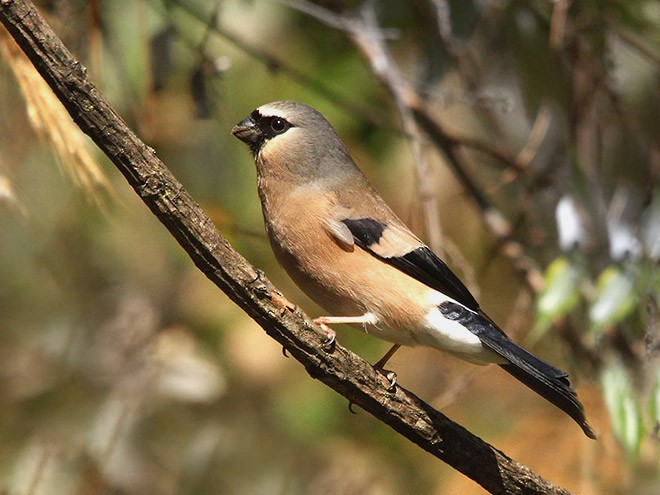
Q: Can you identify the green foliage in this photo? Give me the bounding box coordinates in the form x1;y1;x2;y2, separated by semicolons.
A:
532;256;585;342
589;264;639;333
602;362;645;460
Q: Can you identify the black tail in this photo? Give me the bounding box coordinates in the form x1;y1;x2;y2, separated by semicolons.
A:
499;358;596;439
438;302;596;439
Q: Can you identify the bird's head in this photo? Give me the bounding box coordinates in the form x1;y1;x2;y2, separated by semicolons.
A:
232;101;357;184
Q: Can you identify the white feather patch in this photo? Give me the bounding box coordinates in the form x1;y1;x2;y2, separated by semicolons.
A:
423;291;502;364
424;307;483;351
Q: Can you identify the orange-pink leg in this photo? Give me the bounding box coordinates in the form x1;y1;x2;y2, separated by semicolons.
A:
313;313;377;347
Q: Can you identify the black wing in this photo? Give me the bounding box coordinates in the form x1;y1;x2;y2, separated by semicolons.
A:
341;218;479;311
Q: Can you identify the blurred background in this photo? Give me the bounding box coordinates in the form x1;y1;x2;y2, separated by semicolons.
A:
0;0;658;493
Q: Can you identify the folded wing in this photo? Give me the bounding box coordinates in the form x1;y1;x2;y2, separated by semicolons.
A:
336;216;596;438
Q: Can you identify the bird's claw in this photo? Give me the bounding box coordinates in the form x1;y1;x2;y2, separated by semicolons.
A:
313;319;337;350
324;328;336;347
373;367;397;392
384;371;397;391
321;326;337;350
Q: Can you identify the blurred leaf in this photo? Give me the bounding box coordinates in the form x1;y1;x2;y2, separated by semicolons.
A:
602;362;644;460
607;219;643;262
589;265;637;333
530;256;583;343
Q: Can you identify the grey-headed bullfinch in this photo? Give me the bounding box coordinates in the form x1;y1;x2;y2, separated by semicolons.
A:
232;100;595;439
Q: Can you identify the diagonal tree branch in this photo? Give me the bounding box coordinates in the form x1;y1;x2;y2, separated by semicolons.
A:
0;1;573;494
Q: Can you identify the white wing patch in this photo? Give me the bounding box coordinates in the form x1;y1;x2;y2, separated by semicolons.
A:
423;291;505;365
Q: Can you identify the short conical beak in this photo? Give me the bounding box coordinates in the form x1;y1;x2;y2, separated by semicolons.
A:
231;115;260;144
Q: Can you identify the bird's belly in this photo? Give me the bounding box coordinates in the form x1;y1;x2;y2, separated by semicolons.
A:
265;211;499;363
268;232;429;342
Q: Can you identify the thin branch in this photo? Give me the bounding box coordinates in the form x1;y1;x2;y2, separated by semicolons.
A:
274;0;399;40
0;1;575;494
429;0;508;142
350;2;445;254
549;0;570;50
449;132;524;172
609;22;660;68
516;102;552;168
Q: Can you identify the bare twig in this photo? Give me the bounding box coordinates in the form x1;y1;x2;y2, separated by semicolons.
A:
274;0;399;40
516;102;553;168
550;0;570;50
429;0;507;141
349;2;445;253
609;23;660;68
450;133;524;172
0;1;575;493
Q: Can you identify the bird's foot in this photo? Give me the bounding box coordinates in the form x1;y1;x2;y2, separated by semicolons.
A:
372;344;400;391
376;368;398;392
312;319;337;349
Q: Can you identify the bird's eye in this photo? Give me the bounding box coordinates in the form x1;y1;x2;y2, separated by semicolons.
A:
270;117;290;134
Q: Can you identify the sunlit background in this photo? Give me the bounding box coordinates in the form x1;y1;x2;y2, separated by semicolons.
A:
1;1;658;494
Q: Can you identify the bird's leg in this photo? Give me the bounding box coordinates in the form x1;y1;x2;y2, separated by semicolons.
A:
343;344;401;413
312;313;377;348
312;321;337;348
374;343;401;370
314;315;377;326
373;344;401;391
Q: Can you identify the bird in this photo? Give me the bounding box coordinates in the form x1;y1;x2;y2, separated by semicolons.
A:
232;100;596;439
